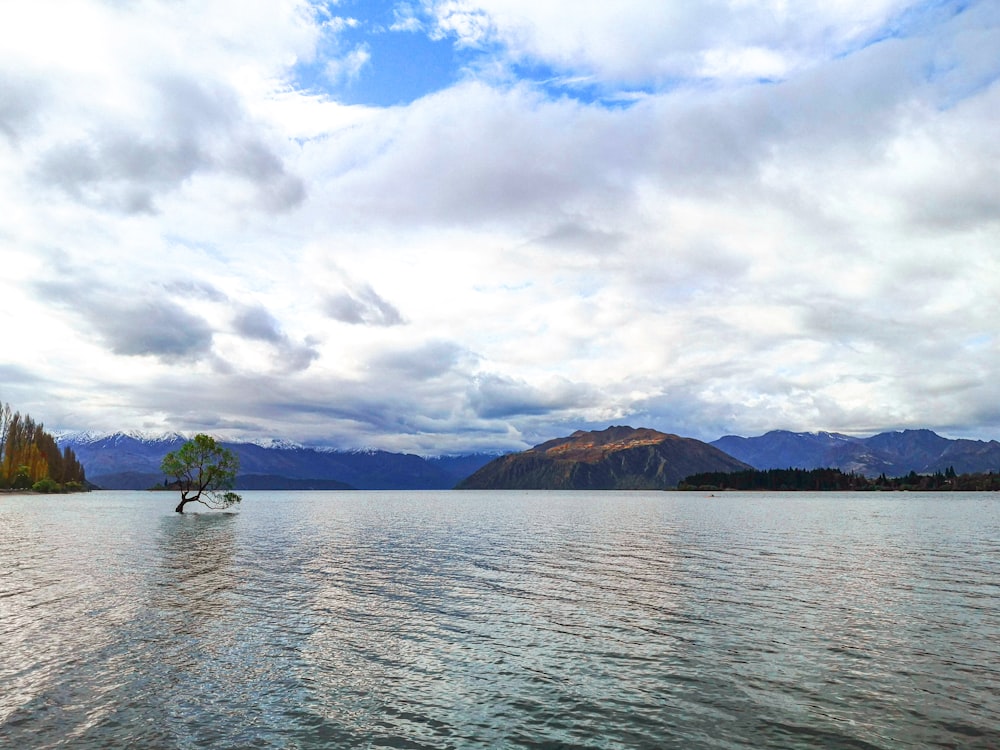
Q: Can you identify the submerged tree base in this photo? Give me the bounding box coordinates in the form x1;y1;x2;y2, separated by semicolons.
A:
174;489;242;513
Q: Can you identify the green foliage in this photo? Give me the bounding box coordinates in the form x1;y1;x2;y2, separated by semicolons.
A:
12;465;32;489
160;434;242;513
32;477;61;493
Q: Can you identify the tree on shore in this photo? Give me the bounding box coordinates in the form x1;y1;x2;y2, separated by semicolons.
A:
0;399;86;490
160;434;242;513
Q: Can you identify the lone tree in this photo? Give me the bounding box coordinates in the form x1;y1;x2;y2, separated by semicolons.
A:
160;434;242;513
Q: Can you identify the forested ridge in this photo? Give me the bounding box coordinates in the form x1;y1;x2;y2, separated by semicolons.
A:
679;466;1000;491
0;401;86;492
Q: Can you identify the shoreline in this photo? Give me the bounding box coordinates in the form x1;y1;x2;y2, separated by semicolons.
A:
1;488;93;496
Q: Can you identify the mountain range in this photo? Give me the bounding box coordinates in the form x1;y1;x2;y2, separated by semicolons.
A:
57;432;497;490
711;429;1000;477
56;426;1000;491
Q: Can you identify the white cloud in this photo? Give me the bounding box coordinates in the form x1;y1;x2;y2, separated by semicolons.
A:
421;0;916;84
391;4;425;32
698;46;796;79
1;0;999;452
325;44;372;85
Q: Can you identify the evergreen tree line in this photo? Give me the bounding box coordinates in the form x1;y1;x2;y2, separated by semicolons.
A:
678;466;1000;492
0;401;86;492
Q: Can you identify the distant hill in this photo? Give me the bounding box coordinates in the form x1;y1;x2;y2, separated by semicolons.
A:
57;432;496;490
711;429;1000;477
457;426;751;489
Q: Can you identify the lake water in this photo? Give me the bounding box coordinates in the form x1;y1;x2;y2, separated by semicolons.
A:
1;490;998;749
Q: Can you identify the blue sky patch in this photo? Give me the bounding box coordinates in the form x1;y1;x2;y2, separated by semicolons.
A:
293;0;659;108
294;0;477;106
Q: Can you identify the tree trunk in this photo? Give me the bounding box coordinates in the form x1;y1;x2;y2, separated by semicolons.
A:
175;489;201;513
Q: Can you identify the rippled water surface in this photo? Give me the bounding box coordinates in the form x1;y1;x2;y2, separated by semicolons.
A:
2;490;998;748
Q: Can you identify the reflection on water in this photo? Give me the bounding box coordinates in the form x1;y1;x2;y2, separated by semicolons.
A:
153;513;238;629
1;490;998;748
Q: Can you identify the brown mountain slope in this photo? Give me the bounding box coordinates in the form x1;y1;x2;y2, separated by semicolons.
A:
456;426;751;489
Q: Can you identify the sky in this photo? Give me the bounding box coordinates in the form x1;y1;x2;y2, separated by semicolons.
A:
1;0;999;454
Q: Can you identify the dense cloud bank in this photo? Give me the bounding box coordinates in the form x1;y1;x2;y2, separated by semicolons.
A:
2;1;998;453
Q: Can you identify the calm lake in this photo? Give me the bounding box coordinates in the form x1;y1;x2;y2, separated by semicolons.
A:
1;490;998;749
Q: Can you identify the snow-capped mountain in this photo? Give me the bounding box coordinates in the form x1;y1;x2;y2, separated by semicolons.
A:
54;429;188;446
56;431;498;490
245;437;304;450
